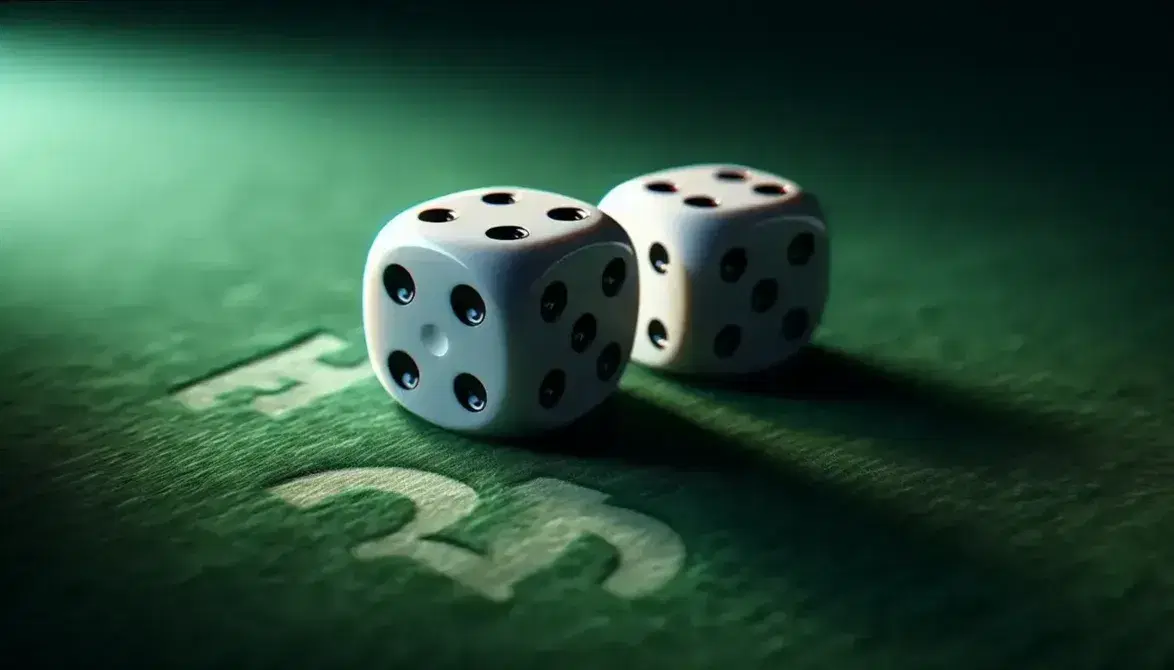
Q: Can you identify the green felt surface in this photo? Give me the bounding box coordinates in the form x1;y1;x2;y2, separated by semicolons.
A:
2;10;1173;670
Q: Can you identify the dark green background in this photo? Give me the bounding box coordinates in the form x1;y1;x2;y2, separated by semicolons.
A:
2;3;1172;668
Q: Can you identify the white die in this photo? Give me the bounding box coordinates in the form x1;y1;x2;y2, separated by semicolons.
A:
598;164;829;376
362;187;639;437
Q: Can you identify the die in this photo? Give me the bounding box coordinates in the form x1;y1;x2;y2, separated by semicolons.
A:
362;187;639;437
598;164;829;377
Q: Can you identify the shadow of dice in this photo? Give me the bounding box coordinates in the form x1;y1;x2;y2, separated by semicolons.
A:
363;187;639;437
600;164;830;377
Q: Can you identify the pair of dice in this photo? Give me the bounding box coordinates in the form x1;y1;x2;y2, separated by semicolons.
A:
362;164;830;437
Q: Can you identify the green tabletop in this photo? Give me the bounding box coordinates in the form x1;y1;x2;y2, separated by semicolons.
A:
2;7;1172;669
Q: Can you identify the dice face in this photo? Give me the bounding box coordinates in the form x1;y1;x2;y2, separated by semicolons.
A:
522;242;638;429
363;187;638;437
599;164;829;376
